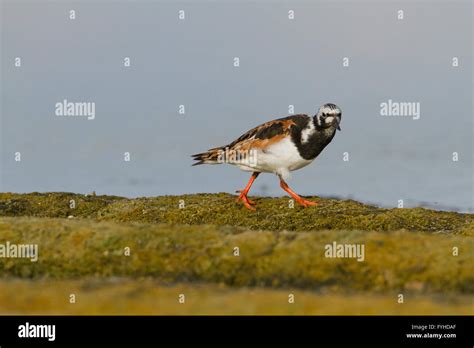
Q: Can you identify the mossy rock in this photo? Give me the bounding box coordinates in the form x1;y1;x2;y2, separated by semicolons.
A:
0;192;472;233
0;217;472;293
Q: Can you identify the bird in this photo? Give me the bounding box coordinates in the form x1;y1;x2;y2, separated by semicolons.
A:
192;103;342;210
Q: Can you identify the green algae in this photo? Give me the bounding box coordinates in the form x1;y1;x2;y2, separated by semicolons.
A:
0;217;472;294
1;192;471;297
0;192;472;233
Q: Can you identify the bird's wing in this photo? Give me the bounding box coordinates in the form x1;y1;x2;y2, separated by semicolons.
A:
223;114;309;152
192;114;309;165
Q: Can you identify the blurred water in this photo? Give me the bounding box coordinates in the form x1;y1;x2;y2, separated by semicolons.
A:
1;0;472;212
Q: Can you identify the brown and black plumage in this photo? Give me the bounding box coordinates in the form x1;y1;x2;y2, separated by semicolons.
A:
192;103;342;210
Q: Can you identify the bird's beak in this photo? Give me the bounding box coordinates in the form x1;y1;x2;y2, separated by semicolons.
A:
334;118;341;131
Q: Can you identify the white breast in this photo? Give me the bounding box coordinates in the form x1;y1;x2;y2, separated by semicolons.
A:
235;137;313;179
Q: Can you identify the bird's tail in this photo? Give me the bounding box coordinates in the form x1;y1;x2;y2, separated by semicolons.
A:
191;147;224;166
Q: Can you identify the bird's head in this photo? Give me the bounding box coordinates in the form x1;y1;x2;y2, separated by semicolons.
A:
315;103;342;131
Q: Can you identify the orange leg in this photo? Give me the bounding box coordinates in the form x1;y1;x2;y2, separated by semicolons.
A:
236;191;256;205
236;172;260;210
279;179;317;207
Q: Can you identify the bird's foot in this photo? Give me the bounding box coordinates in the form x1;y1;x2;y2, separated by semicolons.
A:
295;198;317;207
236;191;256;210
236;190;256;205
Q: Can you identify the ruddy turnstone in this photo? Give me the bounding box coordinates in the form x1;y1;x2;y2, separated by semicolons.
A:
192;103;342;210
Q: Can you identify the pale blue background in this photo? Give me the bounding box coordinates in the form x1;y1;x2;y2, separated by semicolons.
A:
1;0;472;212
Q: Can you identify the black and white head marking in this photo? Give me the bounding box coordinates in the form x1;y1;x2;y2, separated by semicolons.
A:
315;103;342;131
